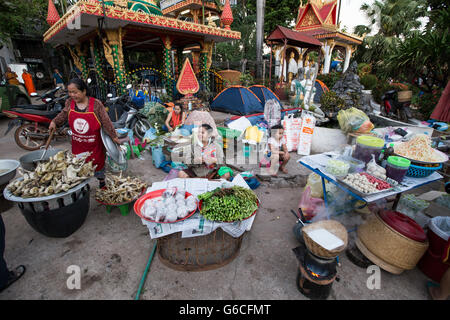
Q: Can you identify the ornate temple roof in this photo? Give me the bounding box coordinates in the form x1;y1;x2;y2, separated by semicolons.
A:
43;0;240;47
294;0;362;45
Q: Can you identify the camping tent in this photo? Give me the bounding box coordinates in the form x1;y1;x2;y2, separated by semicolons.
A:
313;79;329;103
210;86;264;115
248;85;281;105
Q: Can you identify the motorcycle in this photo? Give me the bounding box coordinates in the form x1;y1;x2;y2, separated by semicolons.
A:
3;88;70;151
381;90;413;123
105;85;152;141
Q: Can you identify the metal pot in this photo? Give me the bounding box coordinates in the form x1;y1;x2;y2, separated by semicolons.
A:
0;160;20;185
19;149;63;171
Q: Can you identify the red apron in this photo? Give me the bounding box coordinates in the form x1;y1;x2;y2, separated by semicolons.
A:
170;110;182;128
68;97;105;171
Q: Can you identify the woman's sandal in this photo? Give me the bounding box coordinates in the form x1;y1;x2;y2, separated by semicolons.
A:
0;265;26;293
426;280;441;300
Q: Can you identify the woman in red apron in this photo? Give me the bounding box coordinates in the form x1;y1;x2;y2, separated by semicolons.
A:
50;78;120;188
164;104;186;132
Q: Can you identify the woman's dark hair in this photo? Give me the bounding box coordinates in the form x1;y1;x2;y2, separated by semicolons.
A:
200;124;213;132
174;104;184;113
271;124;283;130
67;78;89;94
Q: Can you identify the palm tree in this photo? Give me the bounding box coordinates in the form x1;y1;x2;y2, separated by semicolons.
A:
353;0;428;75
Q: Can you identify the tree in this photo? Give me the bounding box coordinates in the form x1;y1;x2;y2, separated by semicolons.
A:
382;3;450;92
0;0;49;41
353;0;428;77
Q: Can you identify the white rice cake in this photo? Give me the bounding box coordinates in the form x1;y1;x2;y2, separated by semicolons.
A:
305;228;344;251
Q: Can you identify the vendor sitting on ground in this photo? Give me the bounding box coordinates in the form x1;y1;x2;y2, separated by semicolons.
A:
163;103;186;132
178;124;232;180
268;124;290;175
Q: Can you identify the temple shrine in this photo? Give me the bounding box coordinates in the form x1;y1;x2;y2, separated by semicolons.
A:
43;0;240;97
269;0;363;85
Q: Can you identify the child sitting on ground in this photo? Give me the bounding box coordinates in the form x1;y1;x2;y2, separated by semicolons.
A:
267;124;290;175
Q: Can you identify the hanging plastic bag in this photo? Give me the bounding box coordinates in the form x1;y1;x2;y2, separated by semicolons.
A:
264;99;282;128
337;107;374;133
282;113;302;152
306;173;324;198
366;154;387;180
298;186;325;221
151;146;166;168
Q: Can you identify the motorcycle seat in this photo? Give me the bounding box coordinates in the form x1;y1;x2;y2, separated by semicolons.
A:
10;108;60;119
13;104;49;111
113;112;128;129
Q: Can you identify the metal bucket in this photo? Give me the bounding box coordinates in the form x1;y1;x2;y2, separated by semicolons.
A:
19;149;63;171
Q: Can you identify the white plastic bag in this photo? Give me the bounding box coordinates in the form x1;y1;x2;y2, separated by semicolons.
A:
297;112;316;155
429;216;450;241
282;113;302;152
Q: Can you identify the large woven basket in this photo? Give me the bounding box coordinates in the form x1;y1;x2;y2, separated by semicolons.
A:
302;220;348;259
357;213;428;273
398;90;412;102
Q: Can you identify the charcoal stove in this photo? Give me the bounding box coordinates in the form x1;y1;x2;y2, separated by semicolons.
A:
293;243;338;300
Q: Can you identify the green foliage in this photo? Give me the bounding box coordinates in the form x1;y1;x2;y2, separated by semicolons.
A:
360;74;378;91
412;89;443;120
239;72;254;87
372;80;398;104
382;28;449;93
316;72;342;90
319;91;346;112
353;0;428;77
247;0;299;36
357;63;372;77
0;0;48;41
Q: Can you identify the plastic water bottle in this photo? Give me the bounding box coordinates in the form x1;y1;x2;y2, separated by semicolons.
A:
188;102;192;111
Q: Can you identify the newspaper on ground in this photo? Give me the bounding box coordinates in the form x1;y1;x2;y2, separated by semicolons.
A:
140;175;257;239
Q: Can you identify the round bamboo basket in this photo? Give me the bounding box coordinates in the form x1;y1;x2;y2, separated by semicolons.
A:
302;220;348;259
398;90;412;102
357;213;428;273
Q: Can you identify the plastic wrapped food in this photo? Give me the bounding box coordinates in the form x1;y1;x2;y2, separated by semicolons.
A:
176;199;186;207
175;192;186;202
186;199;197;212
177;206;189;219
326;159;350;177
164;197;176;206
164;212;178;223
143;203;156;219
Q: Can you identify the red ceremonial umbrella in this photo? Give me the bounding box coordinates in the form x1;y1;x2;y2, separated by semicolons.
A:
430;81;450;122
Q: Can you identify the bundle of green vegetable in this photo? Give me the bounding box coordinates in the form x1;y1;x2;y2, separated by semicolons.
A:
198;186;259;222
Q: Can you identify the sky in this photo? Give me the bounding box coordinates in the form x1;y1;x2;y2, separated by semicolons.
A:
338;0;375;34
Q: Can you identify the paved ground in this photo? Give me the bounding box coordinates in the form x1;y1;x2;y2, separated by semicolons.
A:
0;111;448;300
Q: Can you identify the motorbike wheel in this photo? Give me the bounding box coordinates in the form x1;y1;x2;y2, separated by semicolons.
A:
133;118;152;141
14;124;48;151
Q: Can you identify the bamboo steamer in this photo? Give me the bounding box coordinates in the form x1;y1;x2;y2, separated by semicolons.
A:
302;219;348;259
398;90;412;102
356;212;428;274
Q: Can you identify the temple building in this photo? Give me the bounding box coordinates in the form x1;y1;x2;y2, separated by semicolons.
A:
271;0;363;84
